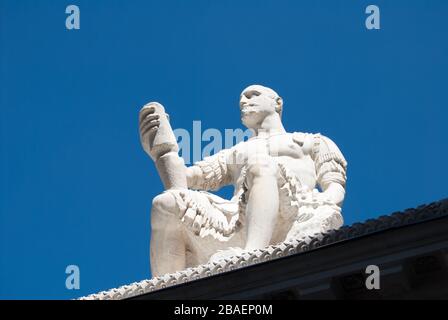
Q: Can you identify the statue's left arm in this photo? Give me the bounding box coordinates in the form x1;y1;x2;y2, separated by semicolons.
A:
312;134;347;207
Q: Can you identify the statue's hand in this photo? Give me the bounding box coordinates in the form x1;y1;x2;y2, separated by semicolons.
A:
295;189;341;220
139;104;162;159
314;191;338;208
297;189;335;208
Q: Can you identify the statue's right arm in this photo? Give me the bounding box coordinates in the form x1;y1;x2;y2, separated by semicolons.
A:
185;149;232;191
138;103;232;191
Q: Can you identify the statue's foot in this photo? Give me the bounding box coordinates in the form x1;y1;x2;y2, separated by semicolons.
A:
209;247;245;264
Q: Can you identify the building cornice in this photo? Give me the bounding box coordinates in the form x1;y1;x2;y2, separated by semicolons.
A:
80;198;448;300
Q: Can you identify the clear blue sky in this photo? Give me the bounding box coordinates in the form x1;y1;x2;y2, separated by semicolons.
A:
0;0;447;299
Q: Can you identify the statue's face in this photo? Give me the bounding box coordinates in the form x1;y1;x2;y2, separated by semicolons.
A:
239;85;280;129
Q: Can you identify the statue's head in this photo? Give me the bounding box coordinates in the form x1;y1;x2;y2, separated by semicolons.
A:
239;85;283;129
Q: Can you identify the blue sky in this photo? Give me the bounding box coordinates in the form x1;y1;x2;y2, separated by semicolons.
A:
0;0;447;299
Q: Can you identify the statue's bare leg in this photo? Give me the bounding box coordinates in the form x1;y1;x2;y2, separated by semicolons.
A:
150;192;186;277
244;155;280;251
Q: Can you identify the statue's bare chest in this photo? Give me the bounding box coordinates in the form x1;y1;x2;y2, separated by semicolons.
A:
233;134;305;159
229;133;317;188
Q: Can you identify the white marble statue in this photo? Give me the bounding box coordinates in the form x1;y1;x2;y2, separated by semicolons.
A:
139;85;347;277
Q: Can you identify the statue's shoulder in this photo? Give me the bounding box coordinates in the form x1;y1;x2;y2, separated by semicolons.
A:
232;138;250;150
291;131;317;142
291;131;318;155
291;132;346;168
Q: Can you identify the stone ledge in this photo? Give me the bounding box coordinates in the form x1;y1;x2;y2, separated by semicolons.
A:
80;198;448;300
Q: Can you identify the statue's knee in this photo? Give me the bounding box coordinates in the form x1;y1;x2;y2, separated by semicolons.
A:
151;191;179;218
246;155;278;179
